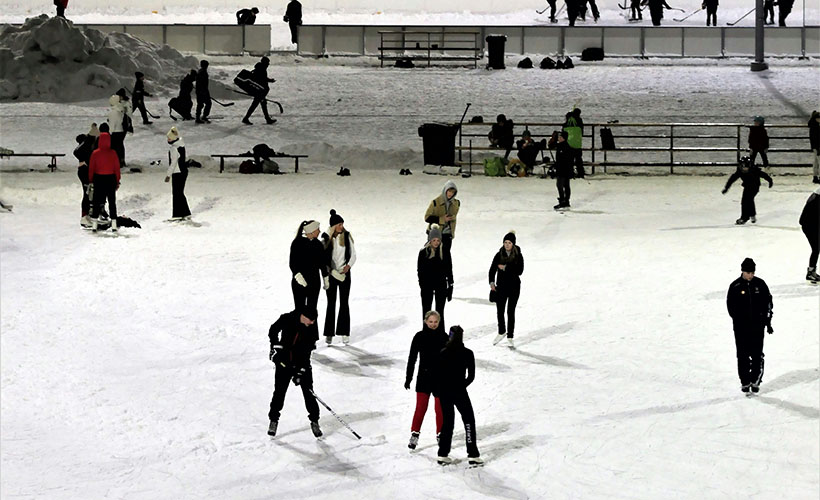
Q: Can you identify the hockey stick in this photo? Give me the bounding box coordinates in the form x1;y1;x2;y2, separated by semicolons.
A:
123;87;160;120
673;6;703;21
211;97;235;107
231;89;284;114
556;3;566;17
726;7;755;25
309;388;362;439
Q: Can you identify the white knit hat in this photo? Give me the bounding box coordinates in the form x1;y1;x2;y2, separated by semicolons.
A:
166;126;180;141
304;220;320;234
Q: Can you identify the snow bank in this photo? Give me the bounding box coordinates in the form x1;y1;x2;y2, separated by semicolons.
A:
0;15;232;102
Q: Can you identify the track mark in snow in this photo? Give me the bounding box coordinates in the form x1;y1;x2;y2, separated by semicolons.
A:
513;348;589;369
349;316;407;341
192;196;220;214
754;396;819;420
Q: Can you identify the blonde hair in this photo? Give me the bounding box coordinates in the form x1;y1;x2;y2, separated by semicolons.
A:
424;310;441;321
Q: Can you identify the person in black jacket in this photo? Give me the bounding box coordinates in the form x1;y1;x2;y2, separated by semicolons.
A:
405;310;448;450
242;57;276;125
488;114;514;160
553;131;575;210
809;111;819;184
641;0;673;26
195;60;211;124
722;156;773;225
74;123;99;228
566;0;583;25
726;258;773;394
434;325;482;466
764;0;775;24
236;7;259;25
132;72;152;125
515;130;544;175
175;70;196;121
418;224;453;327
284;0;303;44
267;306;322;438
748;116;769;171
800;188;820;283
778;0;794;26
490;231;524;348
290;220;328;316
702;0;718;26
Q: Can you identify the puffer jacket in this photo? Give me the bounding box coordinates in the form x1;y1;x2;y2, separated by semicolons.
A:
88;133;121;182
424;180;460;237
107;95;132;133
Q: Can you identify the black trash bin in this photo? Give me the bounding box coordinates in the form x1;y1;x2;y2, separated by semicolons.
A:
485;34;507;70
418;123;459;166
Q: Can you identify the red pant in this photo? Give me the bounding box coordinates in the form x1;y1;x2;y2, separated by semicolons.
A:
411;392;443;433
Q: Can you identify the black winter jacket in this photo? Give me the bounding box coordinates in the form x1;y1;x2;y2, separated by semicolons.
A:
489;246;524;292
809;116;819;152
132;79;150;104
417;245;453;290
289;237;327;287
285;0;303;24
554;141;575;178
195;68;209;98
799;189;819;235
268;311;317;369
434;344;475;397
724;166;772;191
727;276;773;329
405;325;448;394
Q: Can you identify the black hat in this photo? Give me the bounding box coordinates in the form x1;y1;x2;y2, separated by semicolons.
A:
741;258;756;272
329;209;344;227
115;88;127;97
503;230;516;245
522;130;531;137
301;306;318;320
200;60;209;68
260;56;270;64
135;71;144;78
560;131;568;140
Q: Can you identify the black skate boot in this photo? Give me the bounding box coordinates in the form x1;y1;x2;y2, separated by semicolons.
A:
310;420;323;438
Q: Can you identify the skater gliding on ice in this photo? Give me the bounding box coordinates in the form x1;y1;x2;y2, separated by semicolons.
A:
405;310;448;450
726;258;773;394
290;220;328;317
322;209;356;345
165;127;191;221
489;231;524;348
417;224;453;326
799;188;820;284
721;156;773;225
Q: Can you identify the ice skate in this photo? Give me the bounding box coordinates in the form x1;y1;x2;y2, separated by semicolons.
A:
341;335;350;345
735;218;747;225
468;456;484;466
325;336;332;345
750;216;756;223
80;215;93;228
437;455;453;465
741;383;751;393
267;420;278;437
111;219;118;233
492;334;506;345
806;268;819;284
751;383;760;393
408;431;419;450
507;337;515;348
310;421;323;438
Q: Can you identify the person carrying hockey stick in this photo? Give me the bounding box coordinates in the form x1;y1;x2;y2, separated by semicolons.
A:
267;306;322;438
242;56;277;125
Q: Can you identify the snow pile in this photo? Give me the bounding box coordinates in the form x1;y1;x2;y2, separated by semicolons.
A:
0;15;231;102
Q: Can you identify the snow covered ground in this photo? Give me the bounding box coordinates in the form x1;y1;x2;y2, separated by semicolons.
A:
1;44;819;500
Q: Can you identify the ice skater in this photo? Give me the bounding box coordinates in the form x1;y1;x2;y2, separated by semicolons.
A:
748;116;769;171
290;220;328;317
799;188;820;284
702;0;718;26
553;131;575;209
107;89;133;167
242;56;277;125
721;156;773;225
322;209;356;345
417;224;453;327
267;306;322;438
73;123;98;228
195;60;211;124
489;231;524;348
164;127;191;221
424;180;460;261
132;72;153;125
405;310;448;450
434;325;482;466
726;258;773;394
641;0;673;26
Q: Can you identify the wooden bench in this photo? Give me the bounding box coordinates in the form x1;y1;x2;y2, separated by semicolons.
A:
211;154;309;173
378;30;482;68
0;153;66;171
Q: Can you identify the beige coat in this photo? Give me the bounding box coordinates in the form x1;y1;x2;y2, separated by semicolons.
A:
424;181;460;238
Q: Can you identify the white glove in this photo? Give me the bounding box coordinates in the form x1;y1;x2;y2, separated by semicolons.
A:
294;273;307;287
331;269;346;282
323;276;330;290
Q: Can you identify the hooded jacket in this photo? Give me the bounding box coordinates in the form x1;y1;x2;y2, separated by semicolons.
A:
88;133;121;182
424;180;460;237
433;342;475;397
167;138;187;176
107;95;132;133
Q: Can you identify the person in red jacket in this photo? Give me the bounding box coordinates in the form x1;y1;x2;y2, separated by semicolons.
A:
88;132;121;232
54;0;68;18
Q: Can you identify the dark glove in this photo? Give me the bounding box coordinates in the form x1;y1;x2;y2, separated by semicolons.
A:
576;166;585;179
446;284;453;302
293;367;306;386
283;15;289;22
404;380;411;390
767;324;774;334
425;215;439;224
269;344;282;363
768;180;773;188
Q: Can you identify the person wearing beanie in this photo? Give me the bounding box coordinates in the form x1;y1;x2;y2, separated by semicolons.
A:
722;155;773;224
433;325;482;466
88;130;121;232
562;109;585;180
726;258;773;394
405;310;448;450
107;89;133;168
808;111;819;184
321;209;356;345
424;180;460;262
799;187;820;283
73;123;99;228
266;306;322;439
132;72;153;125
290;220;328;328
417;224;453;326
748;116;770;172
164;127;191;220
195;60;211;124
553;130;575;210
242;56;277;125
236;6;259;25
489;231;524;348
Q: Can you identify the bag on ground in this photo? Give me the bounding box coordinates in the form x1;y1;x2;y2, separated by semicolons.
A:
483;156;507;177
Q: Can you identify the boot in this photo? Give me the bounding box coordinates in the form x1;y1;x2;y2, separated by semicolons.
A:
408;431;420;450
735;218;748;225
507;337;515;348
80;215;92;228
267;420;278;436
242;117;252;125
325;336;332;345
750;216;756;223
91;217;99;232
751;383;760;393
437;455;452;465
741;383;751;393
111;219;118;232
468;456;484;465
807;267;820;283
310;421;323;438
493;334;506;345
341;335;350;345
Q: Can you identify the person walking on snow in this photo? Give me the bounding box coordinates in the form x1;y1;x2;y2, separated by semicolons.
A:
726;258;773;394
748;116;770;171
132;72;152;125
284;0;303;45
322;209;356;345
722;156;773;225
164;127;191;221
107;89;133;168
808;111;819;184
424;180;460;262
88;131;121;232
799;188;820;284
74;123;98;228
702;0;718;26
290;220;328;317
490;231;524;348
242;56;276;125
417;224;453;327
405;310;448;450
434;325;482;466
195;60;211;124
267;306;322;438
553;131;575;209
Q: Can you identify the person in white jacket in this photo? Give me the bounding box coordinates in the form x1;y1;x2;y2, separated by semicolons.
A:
107;88;133;167
322;209;356;345
165;127;191;220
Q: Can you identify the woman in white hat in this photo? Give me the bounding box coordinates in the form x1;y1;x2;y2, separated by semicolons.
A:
165;126;191;220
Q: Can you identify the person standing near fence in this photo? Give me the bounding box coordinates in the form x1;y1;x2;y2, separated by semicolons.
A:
417;224;453;326
290;220;328;316
777;0;794;26
164;127;191;221
88;130;121;233
553;131;575;210
284;0;303;45
236;7;259;25
809;111;819;184
322;210;356;345
405;310;448;450
748;116;769;171
722;156;773;225
490;231;524;348
702;0;718;26
641;0;673;26
195;60;211;124
800;188;820;284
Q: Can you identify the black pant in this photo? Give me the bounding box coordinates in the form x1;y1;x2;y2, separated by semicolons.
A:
289;22;299;44
56;6;65;17
778;6;791;26
740;186;759;220
324;272;351;338
110;132;126;167
91;174;117;220
171;171;191;218
548;0;557;20
586;0;600;19
196;94;211;120
268;364;319;422
244;95;271;121
556;176;571;205
650;6;663;26
442;233;453;262
77;165;90;216
750;150;768;169
764;2;774;22
133;99;150;123
567;5;579;25
421;284;447;325
733;326;765;386
437;391;480;458
706;7;717;25
292;279;320;312
631;1;642;19
496;285;520;337
804;227;819;268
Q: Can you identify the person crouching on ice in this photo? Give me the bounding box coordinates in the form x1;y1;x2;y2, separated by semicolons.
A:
165;127;191;221
405;310;448;450
267;306;322;438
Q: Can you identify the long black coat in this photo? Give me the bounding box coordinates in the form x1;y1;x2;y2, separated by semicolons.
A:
268;311;318;369
433;344;475;397
290;237;327;288
799;189;819;236
489;246;524;293
554;141;575;178
809;115;819;151
727;276;773;330
405;325;448;394
417;246;453;290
